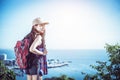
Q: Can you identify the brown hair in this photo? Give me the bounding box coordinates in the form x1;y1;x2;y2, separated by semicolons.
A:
24;26;45;47
30;26;45;46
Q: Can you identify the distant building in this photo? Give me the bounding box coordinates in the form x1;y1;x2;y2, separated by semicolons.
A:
0;54;15;66
0;54;7;60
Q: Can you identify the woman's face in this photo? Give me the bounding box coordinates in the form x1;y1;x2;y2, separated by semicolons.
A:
34;24;45;34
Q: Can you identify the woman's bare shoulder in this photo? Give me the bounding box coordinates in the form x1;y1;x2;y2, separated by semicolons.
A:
30;35;42;49
35;35;42;40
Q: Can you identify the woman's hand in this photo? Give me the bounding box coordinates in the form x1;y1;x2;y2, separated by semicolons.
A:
43;49;48;55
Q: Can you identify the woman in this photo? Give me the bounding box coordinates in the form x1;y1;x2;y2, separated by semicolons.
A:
25;17;49;80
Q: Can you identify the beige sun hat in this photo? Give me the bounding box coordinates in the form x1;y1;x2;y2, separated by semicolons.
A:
32;17;49;26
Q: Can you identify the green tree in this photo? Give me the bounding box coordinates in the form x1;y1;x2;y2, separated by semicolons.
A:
82;43;120;80
0;60;16;80
44;74;75;80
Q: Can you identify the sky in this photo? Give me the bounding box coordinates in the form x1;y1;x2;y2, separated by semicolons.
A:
0;0;120;50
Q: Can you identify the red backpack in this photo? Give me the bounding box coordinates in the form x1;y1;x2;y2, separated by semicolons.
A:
14;38;30;69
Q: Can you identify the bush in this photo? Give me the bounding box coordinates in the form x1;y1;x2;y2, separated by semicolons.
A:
82;43;120;80
44;75;75;80
0;60;16;80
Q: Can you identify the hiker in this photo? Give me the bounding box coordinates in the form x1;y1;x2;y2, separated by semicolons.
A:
25;17;49;80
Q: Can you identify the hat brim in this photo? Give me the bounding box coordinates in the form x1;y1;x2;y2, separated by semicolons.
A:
40;22;49;25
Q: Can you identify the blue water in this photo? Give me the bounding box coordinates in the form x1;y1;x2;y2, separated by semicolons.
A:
0;49;109;80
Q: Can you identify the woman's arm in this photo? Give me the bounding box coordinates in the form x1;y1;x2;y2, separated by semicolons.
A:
29;35;45;55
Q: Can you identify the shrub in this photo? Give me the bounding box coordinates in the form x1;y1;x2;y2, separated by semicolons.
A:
44;74;75;80
82;43;120;80
0;60;16;80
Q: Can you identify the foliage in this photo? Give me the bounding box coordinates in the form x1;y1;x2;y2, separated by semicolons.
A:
44;74;75;80
0;60;16;80
82;43;120;80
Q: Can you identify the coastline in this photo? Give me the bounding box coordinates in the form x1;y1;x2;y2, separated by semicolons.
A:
0;49;108;80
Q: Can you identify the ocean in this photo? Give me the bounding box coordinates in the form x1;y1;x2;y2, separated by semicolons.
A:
0;49;109;80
